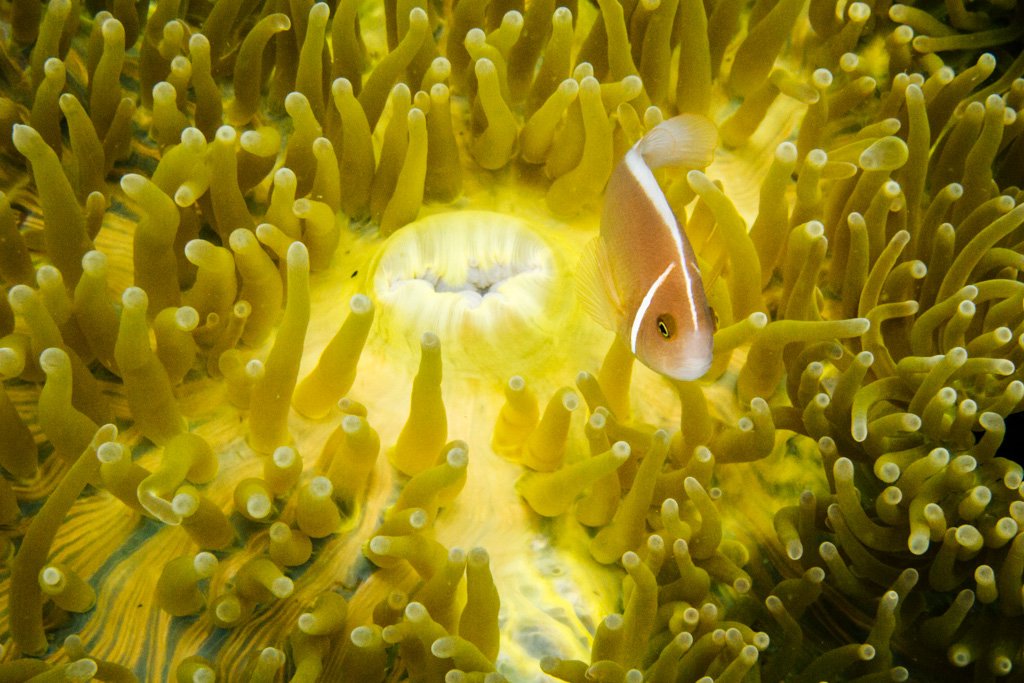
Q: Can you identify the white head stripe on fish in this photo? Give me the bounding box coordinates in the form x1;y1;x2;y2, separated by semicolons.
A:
623;147;704;332
630;261;676;354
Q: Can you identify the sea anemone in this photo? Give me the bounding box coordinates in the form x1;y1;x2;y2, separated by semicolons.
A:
2;0;1024;680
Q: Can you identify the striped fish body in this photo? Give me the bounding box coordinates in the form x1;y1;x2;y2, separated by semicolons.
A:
577;114;717;381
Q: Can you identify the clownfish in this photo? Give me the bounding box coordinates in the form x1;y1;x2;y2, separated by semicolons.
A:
576;114;718;381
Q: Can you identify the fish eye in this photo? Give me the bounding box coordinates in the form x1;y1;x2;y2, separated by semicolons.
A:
656;314;676;339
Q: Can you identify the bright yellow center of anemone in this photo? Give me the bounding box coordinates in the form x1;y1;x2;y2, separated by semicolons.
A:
369;210;574;374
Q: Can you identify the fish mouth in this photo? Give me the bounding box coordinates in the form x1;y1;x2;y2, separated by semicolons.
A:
662;355;714;381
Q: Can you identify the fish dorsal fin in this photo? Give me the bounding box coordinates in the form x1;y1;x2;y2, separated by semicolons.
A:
637;114;718;171
576;236;624;331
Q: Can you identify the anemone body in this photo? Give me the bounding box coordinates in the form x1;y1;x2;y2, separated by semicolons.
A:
2;0;1024;680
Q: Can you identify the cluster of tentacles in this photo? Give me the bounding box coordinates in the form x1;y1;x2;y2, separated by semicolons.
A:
2;0;1024;679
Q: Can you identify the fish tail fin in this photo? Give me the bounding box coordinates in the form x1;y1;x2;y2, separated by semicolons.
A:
576;236;624;331
637;114;718;171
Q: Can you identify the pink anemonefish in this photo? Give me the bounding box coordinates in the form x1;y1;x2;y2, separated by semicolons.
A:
577;114;718;381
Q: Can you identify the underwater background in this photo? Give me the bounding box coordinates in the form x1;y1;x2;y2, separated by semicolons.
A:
2;0;1024;679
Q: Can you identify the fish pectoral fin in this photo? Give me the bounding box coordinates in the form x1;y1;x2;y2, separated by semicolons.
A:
576;236;624;331
697;252;722;292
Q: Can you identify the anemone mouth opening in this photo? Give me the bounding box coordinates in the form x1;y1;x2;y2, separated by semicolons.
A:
376;212;553;303
371;210;571;373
